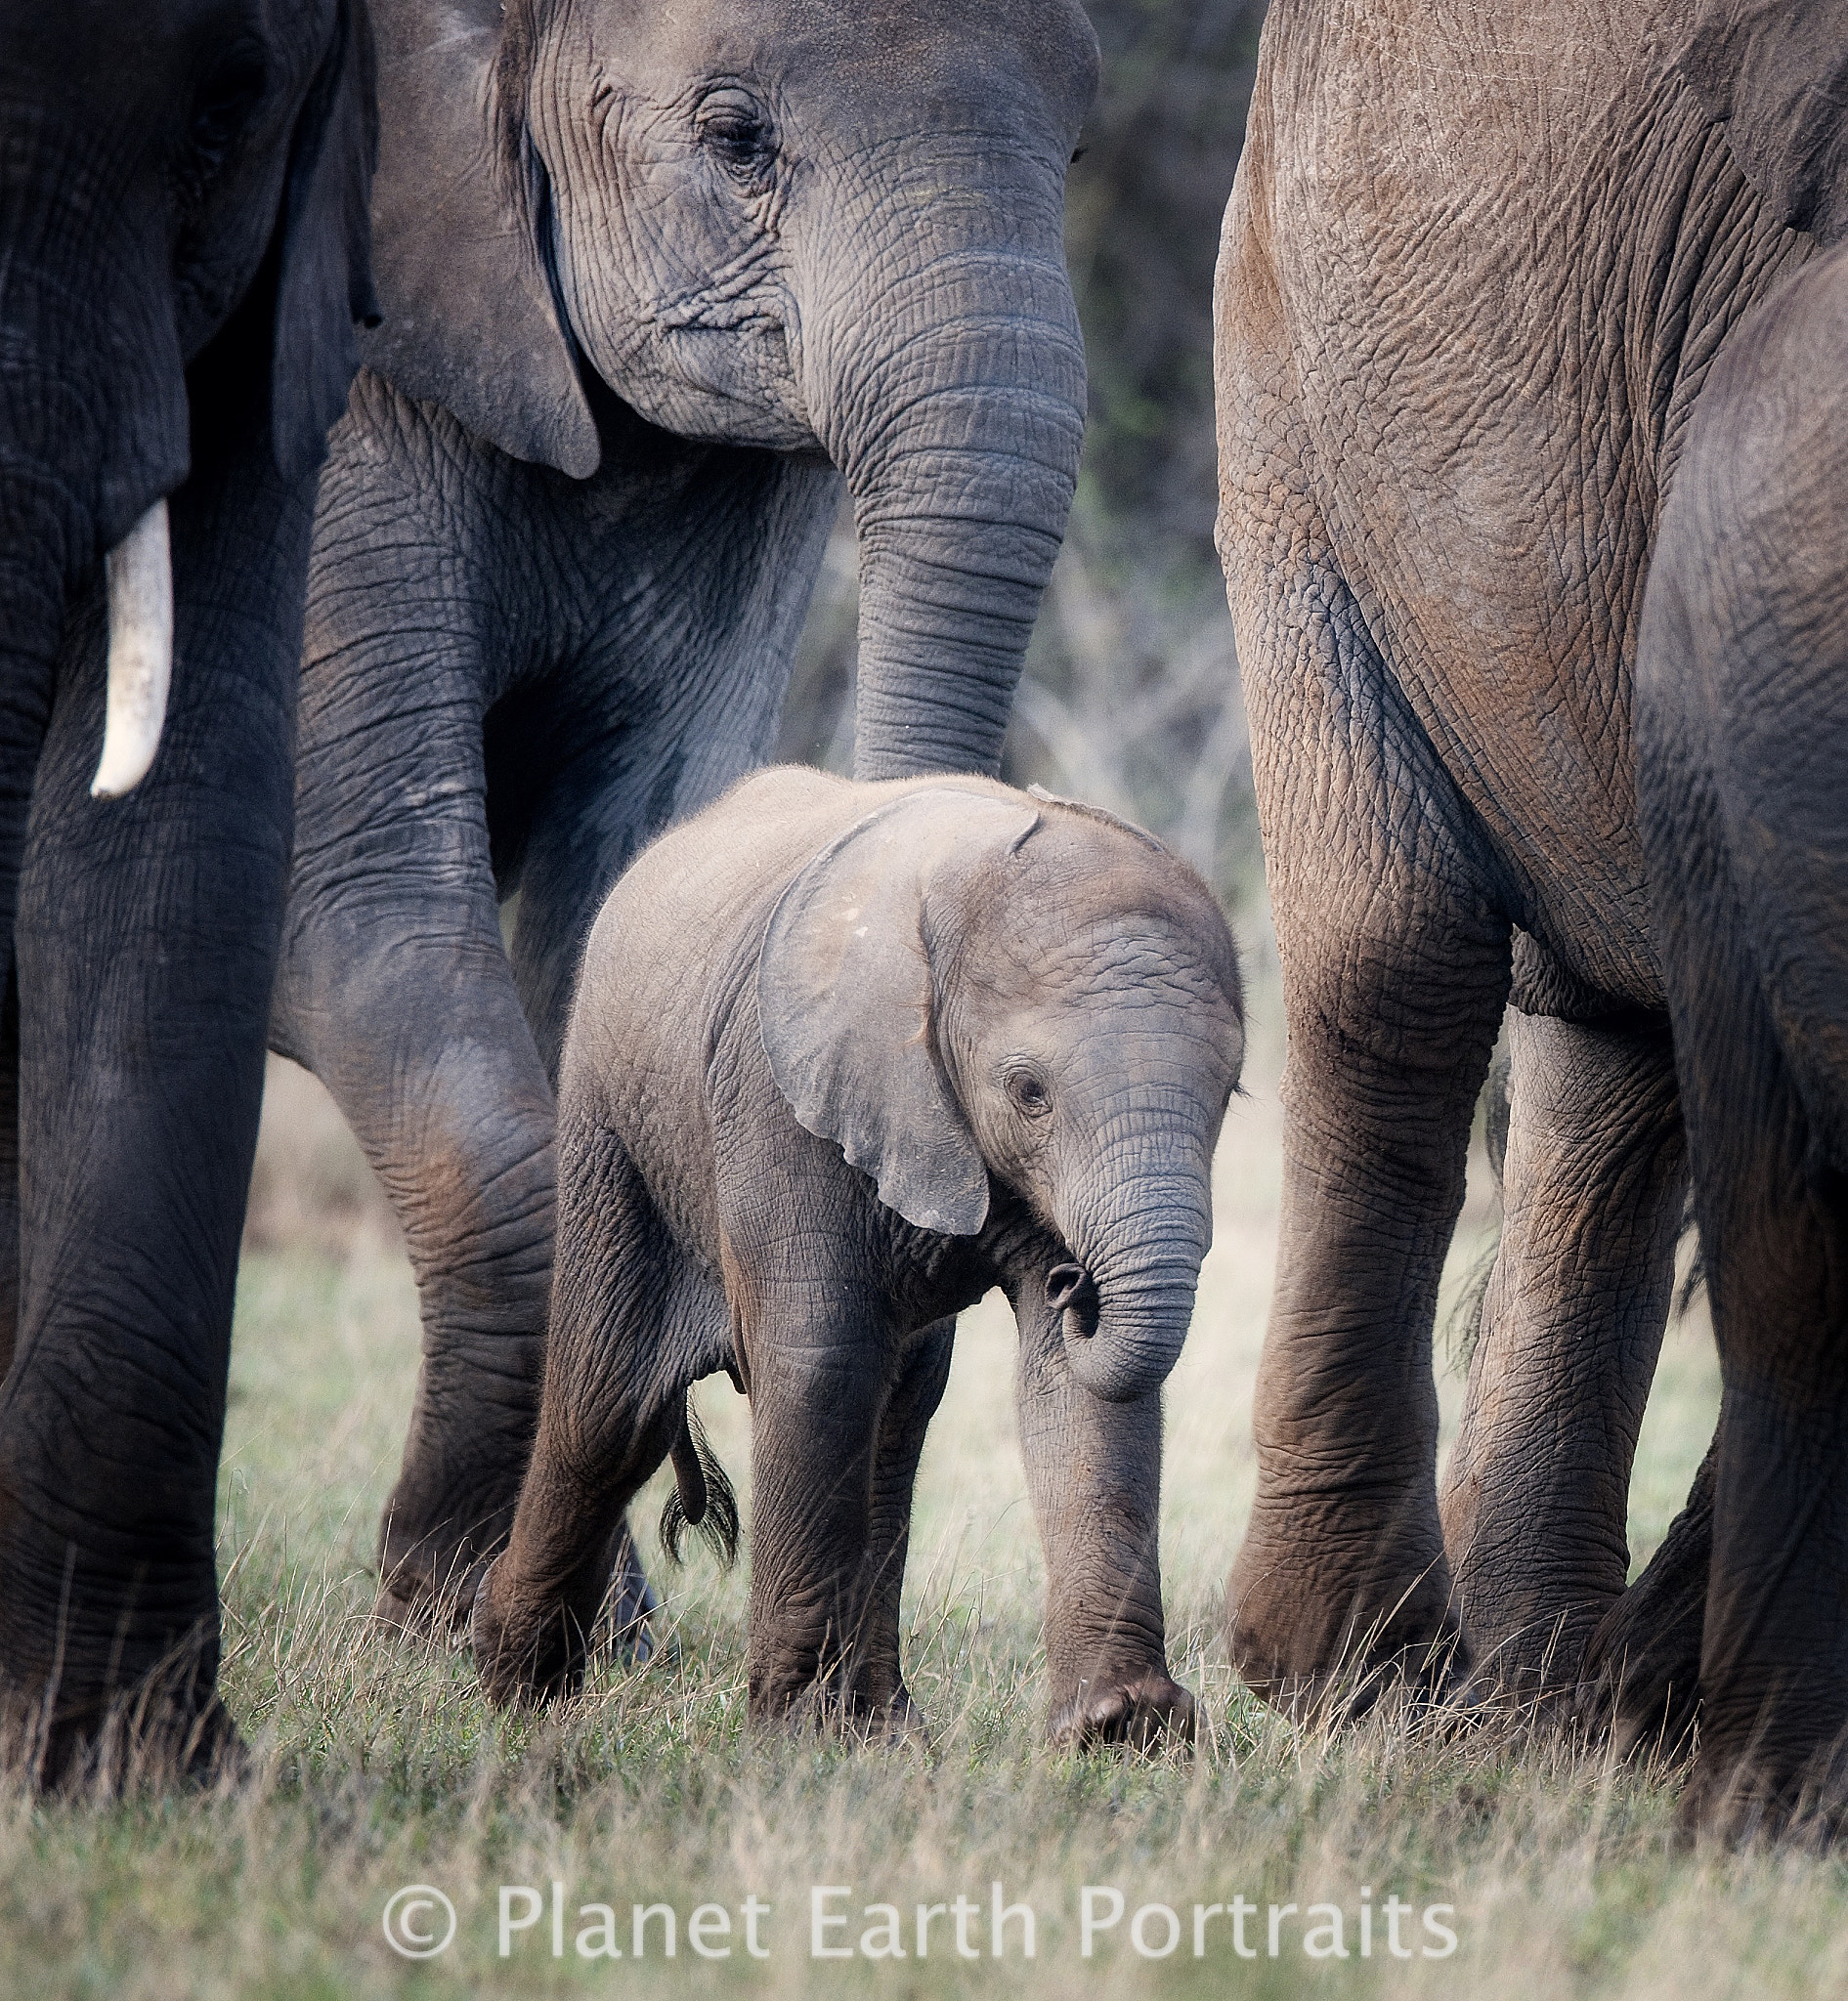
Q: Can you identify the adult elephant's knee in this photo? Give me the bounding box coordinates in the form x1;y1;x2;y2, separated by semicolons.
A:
273;890;561;1628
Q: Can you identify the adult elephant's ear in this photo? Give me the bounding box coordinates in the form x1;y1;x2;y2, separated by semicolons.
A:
356;0;599;477
1675;0;1848;247
270;0;382;484
758;788;1042;1237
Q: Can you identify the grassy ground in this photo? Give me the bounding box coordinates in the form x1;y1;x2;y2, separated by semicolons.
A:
6;1016;1845;1999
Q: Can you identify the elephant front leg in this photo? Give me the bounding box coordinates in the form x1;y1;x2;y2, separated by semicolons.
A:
277;578;565;1629
0;456;307;1781
1440;1008;1687;1701
852;1319;956;1738
1015;1287;1192;1750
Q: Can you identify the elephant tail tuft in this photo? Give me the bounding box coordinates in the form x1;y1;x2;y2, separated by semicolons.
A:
660;1396;739;1569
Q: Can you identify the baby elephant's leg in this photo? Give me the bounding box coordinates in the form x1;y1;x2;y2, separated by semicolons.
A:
855;1320;957;1734
1015;1294;1193;1750
472;1118;682;1704
743;1285;895;1732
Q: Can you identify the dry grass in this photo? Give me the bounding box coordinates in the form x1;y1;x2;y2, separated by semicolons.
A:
6;1028;1843;1999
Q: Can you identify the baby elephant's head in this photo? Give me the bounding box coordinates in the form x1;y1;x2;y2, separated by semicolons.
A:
759;781;1244;1402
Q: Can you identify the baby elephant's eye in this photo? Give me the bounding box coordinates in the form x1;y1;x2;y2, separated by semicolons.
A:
1007;1070;1053;1118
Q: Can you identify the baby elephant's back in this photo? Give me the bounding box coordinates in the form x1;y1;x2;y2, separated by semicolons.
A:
564;766;876;1128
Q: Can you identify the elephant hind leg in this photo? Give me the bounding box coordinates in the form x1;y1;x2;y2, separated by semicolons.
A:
1439;1008;1686;1705
1635;272;1848;1834
1577;1442;1712;1761
849;1318;955;1740
470;1110;690;1704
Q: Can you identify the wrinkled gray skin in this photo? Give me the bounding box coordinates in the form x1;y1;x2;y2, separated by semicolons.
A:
471;768;1244;1745
1618;238;1848;1836
269;0;1098;1633
1215;0;1844;1830
0;0;374;1783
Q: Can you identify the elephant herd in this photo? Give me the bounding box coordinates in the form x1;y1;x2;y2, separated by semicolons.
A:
0;0;1843;1842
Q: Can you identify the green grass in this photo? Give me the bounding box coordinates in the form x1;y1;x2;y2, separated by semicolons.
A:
6;1061;1845;1999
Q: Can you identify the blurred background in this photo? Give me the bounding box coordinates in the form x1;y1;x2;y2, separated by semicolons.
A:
777;0;1268;910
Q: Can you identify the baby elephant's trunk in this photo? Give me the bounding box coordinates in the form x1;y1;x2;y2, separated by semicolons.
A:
1055;1165;1213;1404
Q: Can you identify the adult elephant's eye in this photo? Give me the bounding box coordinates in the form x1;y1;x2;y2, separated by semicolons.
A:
1008;1070;1053;1119
191;49;267;166
177;45;267;206
696;88;775;181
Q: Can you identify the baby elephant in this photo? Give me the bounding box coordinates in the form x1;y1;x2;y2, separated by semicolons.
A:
472;768;1244;1746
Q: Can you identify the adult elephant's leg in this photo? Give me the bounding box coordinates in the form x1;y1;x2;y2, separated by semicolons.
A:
852;1319;954;1733
1668;950;1848;1836
278;421;556;1628
500;442;839;1079
1439;1008;1686;1700
0;653;55;1381
1014;1283;1191;1748
0;459;305;1777
1635;261;1848;1834
1224;550;1511;1711
1578;1442;1713;1757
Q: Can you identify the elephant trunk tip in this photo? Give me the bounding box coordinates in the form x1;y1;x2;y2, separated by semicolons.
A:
1053;1258;1199;1405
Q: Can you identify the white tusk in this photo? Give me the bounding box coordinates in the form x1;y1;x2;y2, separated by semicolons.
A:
91;498;173;800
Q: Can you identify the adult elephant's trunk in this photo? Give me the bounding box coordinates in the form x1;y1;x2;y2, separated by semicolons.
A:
811;182;1088;780
1054;1153;1215;1405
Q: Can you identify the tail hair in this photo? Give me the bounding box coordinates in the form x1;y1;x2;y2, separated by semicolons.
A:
659;1398;739;1569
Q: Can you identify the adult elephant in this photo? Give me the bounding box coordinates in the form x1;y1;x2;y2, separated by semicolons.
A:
1620;231;1848;1832
272;0;1098;1627
0;3;375;1778
1214;0;1844;1827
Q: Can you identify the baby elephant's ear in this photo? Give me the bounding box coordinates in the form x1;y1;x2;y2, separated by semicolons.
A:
758;788;1041;1236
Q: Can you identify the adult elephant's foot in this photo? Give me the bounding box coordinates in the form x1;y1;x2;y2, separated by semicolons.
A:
1678;1735;1848;1849
1050;1667;1196;1753
1227;1524;1466;1720
1;1667;247;1794
371;1358;546;1634
746;1676;933;1748
471;1554;588;1705
1575;1448;1712;1759
1452;1604;1608;1717
374;1515;509;1635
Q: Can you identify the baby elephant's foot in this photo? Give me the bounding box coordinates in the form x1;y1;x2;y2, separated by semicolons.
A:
470;1557;593;1707
1051;1669;1197;1753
